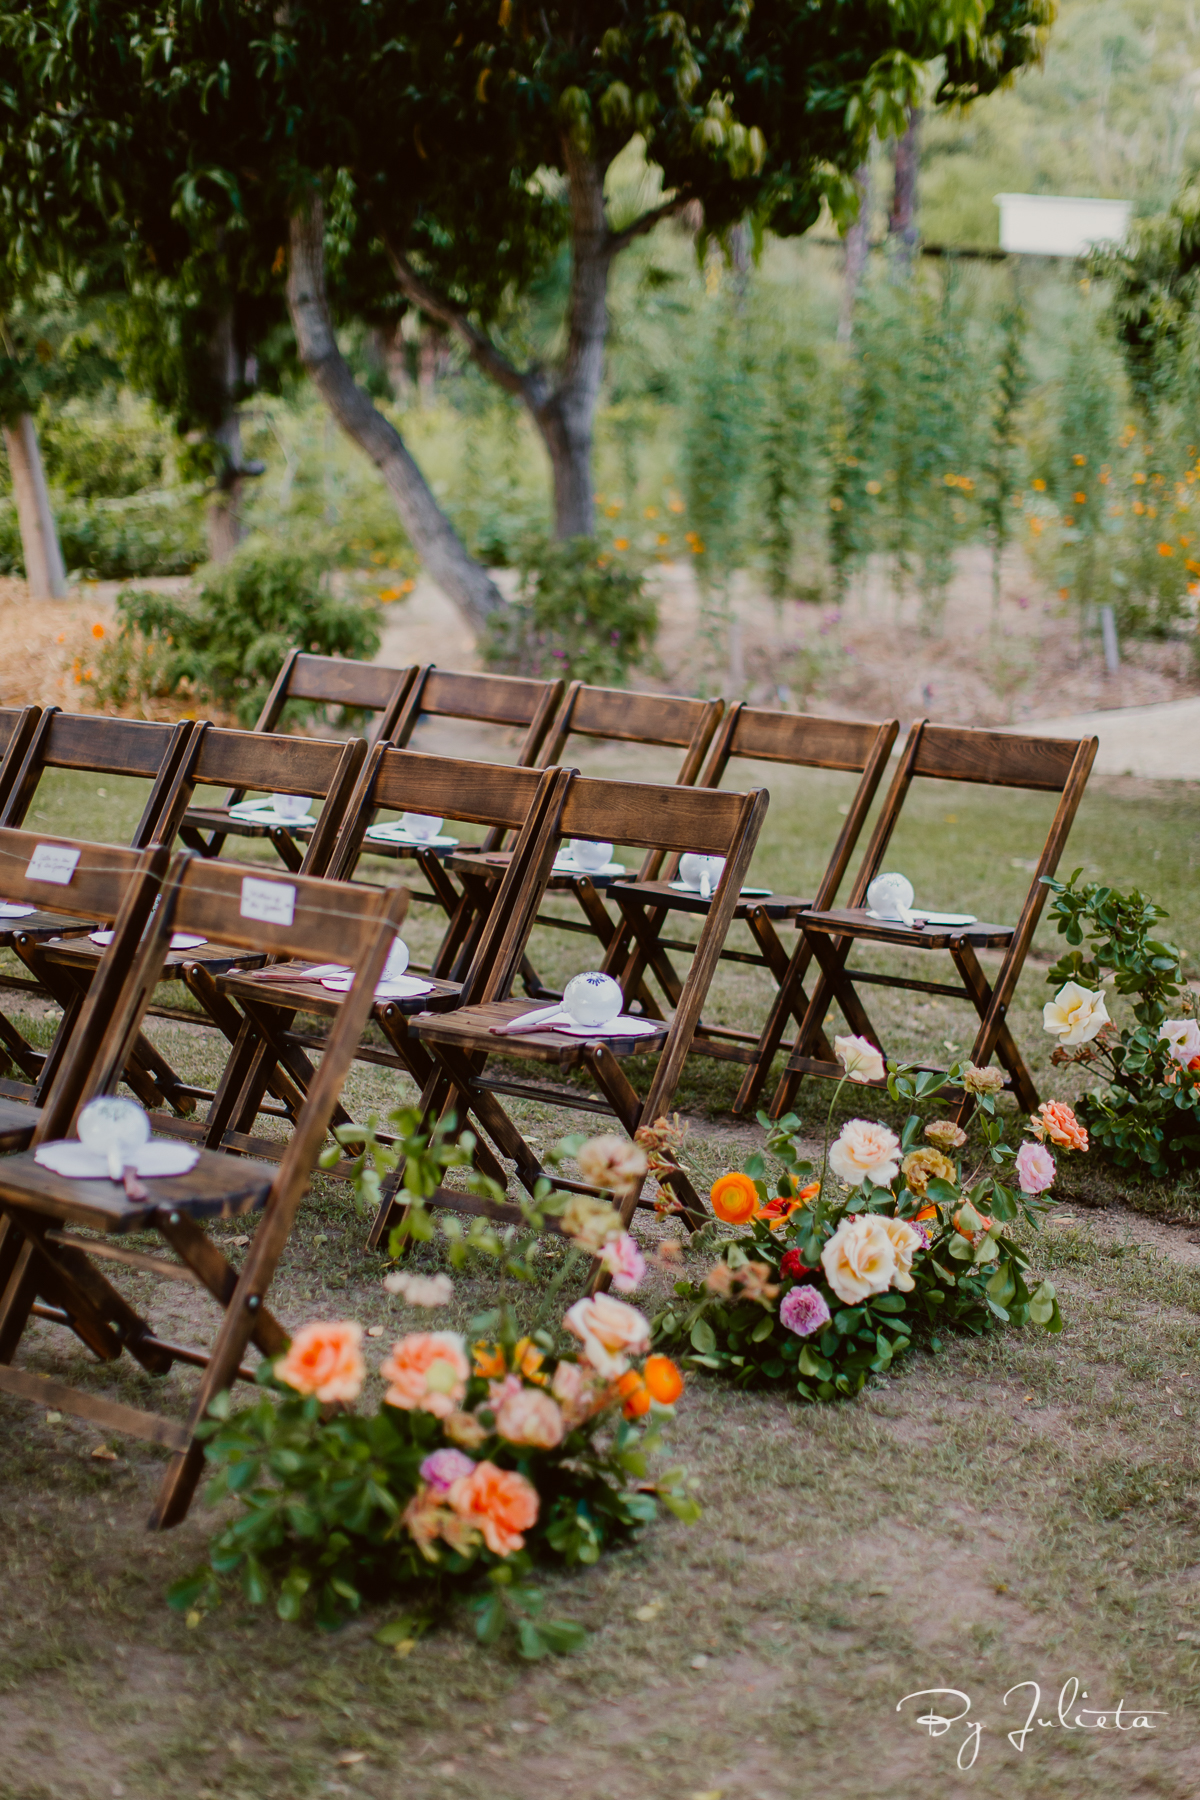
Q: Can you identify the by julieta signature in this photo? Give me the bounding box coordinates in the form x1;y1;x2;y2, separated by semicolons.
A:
896;1678;1167;1769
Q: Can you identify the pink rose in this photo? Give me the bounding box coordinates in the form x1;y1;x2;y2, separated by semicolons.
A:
599;1231;646;1293
1014;1140;1055;1195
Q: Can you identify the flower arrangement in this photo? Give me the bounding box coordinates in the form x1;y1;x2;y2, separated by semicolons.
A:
1040;871;1200;1177
171;1116;696;1652
653;1041;1070;1402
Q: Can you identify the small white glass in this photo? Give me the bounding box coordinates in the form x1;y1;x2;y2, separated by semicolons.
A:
568;839;613;873
271;792;311;821
402;813;443;842
867;871;915;920
77;1096;151;1180
679;852;726;898
563;971;623;1027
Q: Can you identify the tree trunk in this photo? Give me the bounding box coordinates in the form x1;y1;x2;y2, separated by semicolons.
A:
533;140;611;539
206;304;245;563
3;413;67;598
889;109;921;273
838;158;874;346
287;194;505;630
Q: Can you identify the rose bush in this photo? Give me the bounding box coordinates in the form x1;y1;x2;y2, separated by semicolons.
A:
654;1061;1071;1402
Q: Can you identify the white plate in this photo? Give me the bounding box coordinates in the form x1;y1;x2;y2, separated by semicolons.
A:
365;824;459;849
320;973;434;1000
554;857;626;877
669;881;773;898
553;1016;663;1039
0;901;36;918
35;1140;202;1179
867;908;977;928
228;802;316;826
90;930;208;950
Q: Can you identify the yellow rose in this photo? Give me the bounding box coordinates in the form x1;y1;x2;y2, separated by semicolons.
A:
1042;981;1109;1046
901;1147;956;1197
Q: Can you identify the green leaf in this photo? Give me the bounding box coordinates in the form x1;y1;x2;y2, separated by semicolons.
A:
690;1318;717;1355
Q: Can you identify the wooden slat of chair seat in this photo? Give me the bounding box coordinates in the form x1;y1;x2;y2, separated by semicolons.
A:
0;852;408;1529
604;705;899;1112
771;720;1099;1123
398;773;768;1254
206;759;571;1176
178;653;415;863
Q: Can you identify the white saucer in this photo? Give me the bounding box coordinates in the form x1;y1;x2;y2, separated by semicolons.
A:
553;1016;662;1039
365;824;459;849
35;1141;203;1179
554;856;626;877
229;802;316;826
90;930;208;950
0;902;36;918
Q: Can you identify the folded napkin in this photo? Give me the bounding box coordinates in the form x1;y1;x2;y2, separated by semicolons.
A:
246;961;349;984
319;972;434;1001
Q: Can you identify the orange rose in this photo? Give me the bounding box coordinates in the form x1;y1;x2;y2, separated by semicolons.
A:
380;1331;470;1418
448;1460;539;1557
643;1354;684;1405
1029;1101;1089;1152
276;1321;364;1403
710;1172;760;1225
617;1370;652;1419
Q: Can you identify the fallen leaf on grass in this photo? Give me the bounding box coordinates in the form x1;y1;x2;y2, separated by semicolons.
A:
337;1752;367;1766
45;1411;62;1424
366;1325;385;1338
228;1235;250;1248
634;1600;663;1622
690;1654;709;1669
91;1444;118;1461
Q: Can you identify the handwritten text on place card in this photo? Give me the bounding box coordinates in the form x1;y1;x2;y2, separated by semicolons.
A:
26;844;81;886
240;876;296;927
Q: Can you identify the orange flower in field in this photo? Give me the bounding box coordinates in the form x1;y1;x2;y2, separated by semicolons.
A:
1158;542;1174;556
448;1461;539;1557
617;1370;652;1419
643;1354;684;1405
276;1321;364;1403
1030;1101;1088;1152
710;1172;760;1226
91;621;105;639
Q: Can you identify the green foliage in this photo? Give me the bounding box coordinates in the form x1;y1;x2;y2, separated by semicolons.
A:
99;537;381;724
654;1065;1064;1402
480;536;657;685
1091;183;1200;424
1042;870;1200;1177
0;487;204;580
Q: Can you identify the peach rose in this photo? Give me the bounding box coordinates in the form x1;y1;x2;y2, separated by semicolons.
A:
575;1134;648;1199
879;1216;924;1291
379;1331;469;1418
494;1386;565;1448
550;1357;613;1428
563;1293;651;1378
828;1119;901;1188
820;1215;897;1305
276;1321;364;1403
559;1192;623;1254
448;1460;539;1557
834;1034;886;1084
924;1120;967;1150
1030;1101;1088;1152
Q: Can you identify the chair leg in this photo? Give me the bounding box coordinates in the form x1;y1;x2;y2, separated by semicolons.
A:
950;940;1040;1115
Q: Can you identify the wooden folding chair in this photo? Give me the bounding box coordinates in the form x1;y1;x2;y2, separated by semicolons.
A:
209;754;570;1175
0;853;408;1529
28;725;368;1127
448;683;726;997
382;773;768;1246
390;666;564;781
606;706;898;1113
771;721;1099;1120
0;829;170;1137
177;650;418;863
0;706;41;814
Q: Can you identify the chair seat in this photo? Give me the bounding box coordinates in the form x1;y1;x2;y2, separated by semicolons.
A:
0;1146;276;1234
0;1095;39;1151
798;906;1014;950
410;995;670;1065
219;968;463;1018
447;849;628;891
181;805;314;841
41;936;267;976
612;878;811;920
0;912;96;949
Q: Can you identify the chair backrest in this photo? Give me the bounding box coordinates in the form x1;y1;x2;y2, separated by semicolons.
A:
389;667;564;769
0;706;41;811
540;682;723;784
252;650;419;744
327;743;560;882
0;828;172;1140
80;856;410;1202
697;704;899;907
0;710;195;847
156;724;367;873
849;718;1098;971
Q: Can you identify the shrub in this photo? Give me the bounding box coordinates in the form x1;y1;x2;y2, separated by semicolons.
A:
480;535;657;685
1041;871;1200;1178
0;489;205;580
98;536;382;724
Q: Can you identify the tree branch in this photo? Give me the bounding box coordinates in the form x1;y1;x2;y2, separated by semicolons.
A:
606;193;692;258
379;235;547;412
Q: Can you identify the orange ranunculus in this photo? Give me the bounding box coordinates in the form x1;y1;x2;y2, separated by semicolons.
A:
617;1370;652;1419
448;1460;539;1557
643;1354;684;1406
914;1204;938;1222
710;1171;760;1226
472;1341;506;1379
276;1321;365;1403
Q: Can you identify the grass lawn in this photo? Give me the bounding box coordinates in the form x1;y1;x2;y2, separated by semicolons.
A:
2;756;1200;1798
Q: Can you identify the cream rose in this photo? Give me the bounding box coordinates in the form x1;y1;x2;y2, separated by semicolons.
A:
834;1034;886;1084
878;1216;924;1291
820;1215;897;1305
575;1134;648;1199
828;1119;901;1188
1042;980;1109;1046
563;1293;651;1378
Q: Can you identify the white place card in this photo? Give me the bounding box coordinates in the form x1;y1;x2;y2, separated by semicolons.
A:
240;875;296;927
26;844;81;886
